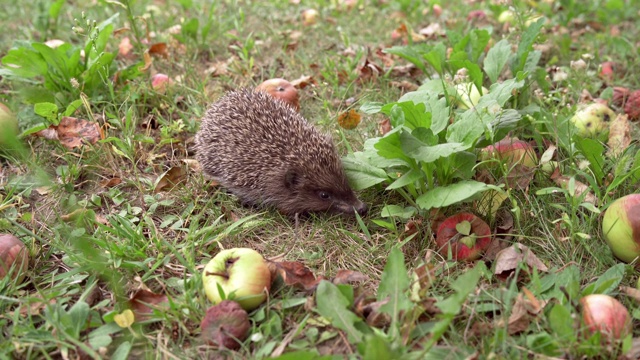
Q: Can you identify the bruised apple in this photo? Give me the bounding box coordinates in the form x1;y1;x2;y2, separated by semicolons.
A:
200;300;250;350
202;248;271;311
480;137;537;168
256;78;300;112
602;194;640;263
436;213;491;261
580;294;631;341
570;103;615;137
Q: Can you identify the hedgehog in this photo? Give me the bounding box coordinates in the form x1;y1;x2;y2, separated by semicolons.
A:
194;89;367;217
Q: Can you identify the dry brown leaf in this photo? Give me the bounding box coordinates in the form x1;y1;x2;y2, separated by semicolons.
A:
337;109;361;130
270;261;323;291
390;81;419;92
607;114;631;158
358;58;383;82
154;166;187;193
148;42;169;59
495;243;549;277
378;118;392;136
128;289;169;321
550;172;597;204
332;269;368;285
290;75;316;89
139;50;152;72
35;117;103;149
100;177;122;188
620;285;640;303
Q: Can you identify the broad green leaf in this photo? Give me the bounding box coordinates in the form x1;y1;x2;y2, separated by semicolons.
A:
386;168;423;190
526;332;561;356
383;44;430;74
182;18;200;41
548;303;576;343
380;205;417;219
469;29;491;63
64;99;83;117
342;154;389;190
359;333;397;360
1;47;48;78
34;102;59;123
360;102;383;114
429;97;449;135
378;248;412;338
273;351;339;360
391;102;430;130
514;17;545;73
423;42;446;75
584;263;626;296
111;341;132;360
401;128;469;163
316;281;365;343
574;137;605;183
446;110;485;145
374;127;413;163
484;39;512;83
449;151;477;180
67;301;90;336
486;77;526;107
49;0;66;19
544;265;580;303
416;181;490;210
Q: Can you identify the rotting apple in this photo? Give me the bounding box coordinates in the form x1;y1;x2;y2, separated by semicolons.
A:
580;294;631;341
454;82;488;109
0;234;29;283
436;213;492;261
602;194;640;263
480;137;538;169
256;78;300;112
202;248;271;311
200;300;251;350
570;103;615;137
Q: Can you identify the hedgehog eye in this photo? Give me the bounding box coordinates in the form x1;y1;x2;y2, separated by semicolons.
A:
318;191;331;200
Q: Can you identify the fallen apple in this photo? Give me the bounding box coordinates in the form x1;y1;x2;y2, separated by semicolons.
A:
480;137;538;169
201;300;251;350
454;82;488;109
0;234;29;283
202;248;271;311
570;103;615;137
580;294;631;341
436;213;491;261
0;103;19;149
256;78;300;112
151;73;172;94
602;194;640;263
497;10;515;24
301;9;319;26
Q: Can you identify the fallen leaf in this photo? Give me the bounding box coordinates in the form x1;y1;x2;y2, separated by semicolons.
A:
35;117;103;149
139;50;152;72
475;189;508;218
332;269;368;285
607;114;631;158
503;290;549;335
550;172;597;204
128;289;169;321
114;309;135;328
148;42;169;59
620;286;640;303
270;261;323;291
290;75;316;89
378;118;392;136
358;58;383;82
494;244;549;279
154;166;187;193
100;177;122;188
389;80;419;92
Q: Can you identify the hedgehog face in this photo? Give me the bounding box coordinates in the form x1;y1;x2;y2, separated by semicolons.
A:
281;168;367;216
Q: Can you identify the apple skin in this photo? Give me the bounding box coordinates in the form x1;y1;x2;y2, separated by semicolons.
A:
202;248;271;311
580;294;631;341
570;103;615;138
602;194;640;263
0;234;29;283
0;103;19;148
255;78;300;112
151;74;172;94
436;213;492;261
454;82;488;109
480;137;538;168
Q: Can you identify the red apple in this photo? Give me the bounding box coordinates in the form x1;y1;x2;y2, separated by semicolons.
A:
200;300;250;350
151;73;172;94
436;213;491;261
202;248;271;311
256;78;300;112
580;294;631;341
0;234;29;283
602;194;640;263
480;137;538;168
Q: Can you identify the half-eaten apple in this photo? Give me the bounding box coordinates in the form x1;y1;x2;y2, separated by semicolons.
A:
436;213;492;261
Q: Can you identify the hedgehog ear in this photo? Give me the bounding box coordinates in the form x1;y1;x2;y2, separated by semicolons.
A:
284;168;300;190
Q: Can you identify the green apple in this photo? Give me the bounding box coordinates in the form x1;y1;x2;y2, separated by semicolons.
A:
570;103;615;137
454;82;488;109
497;10;515;24
0;103;19;148
602;194;640;263
202;248;271;311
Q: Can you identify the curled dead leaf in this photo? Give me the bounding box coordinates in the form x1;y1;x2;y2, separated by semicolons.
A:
494;243;549;279
270;261;323;291
332;269;368;285
148;42;169;59
154;166;187;193
128;289;169;321
35;117;103;149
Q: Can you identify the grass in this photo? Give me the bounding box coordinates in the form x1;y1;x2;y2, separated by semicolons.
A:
1;0;640;359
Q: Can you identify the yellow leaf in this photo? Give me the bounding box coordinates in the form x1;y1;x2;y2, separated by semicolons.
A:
114;309;135;328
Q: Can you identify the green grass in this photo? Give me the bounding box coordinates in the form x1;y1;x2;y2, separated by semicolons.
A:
1;0;640;359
